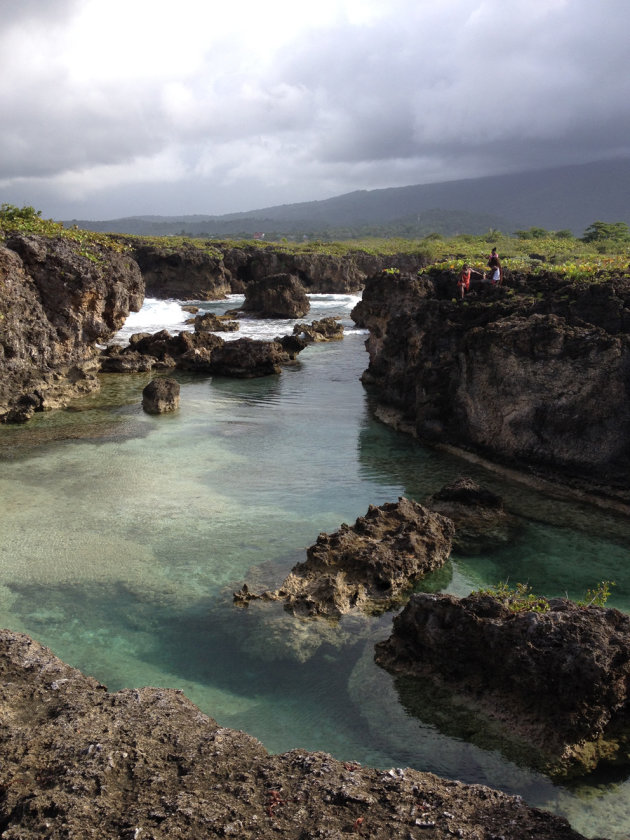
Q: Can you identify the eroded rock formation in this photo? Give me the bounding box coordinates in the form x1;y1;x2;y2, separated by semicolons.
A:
375;591;630;777
352;268;630;501
127;239;372;299
131;240;232;299
0;630;592;839
234;497;454;618
240;273;311;318
190;312;240;332
0;234;144;422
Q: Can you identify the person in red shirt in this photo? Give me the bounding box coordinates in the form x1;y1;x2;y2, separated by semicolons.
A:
458;264;483;298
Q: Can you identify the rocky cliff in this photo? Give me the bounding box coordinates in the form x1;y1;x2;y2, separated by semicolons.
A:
352;269;630;502
127;239;431;299
0;233;144;421
0;629;594;839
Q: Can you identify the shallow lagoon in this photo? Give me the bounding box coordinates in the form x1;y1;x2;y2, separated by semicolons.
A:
1;295;629;838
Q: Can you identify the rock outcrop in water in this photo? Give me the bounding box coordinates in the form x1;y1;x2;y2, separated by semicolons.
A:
101;330;304;377
0;234;144;422
132;239;232;299
352;268;630;502
239;272;311;318
127;239;369;298
142;377;181;414
375;590;630;778
0;629;593;839
292;317;345;342
189;312;240;332
234;497;454;618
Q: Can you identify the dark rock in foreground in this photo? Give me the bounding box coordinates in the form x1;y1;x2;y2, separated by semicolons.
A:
0;630;593;839
142;377;180;414
234;497;454;618
240;272;311;318
425;476;520;554
375;591;630;778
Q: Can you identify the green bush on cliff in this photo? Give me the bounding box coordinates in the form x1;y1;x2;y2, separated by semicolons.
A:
0;204;129;256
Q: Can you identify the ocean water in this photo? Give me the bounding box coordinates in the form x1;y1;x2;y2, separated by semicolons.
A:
1;294;630;838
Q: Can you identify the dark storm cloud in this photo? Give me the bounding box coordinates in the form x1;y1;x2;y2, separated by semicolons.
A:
1;0;629;217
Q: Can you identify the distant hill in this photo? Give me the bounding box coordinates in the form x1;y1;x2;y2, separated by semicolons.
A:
64;158;630;240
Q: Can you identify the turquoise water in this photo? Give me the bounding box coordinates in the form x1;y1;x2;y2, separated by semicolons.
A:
1;295;630;838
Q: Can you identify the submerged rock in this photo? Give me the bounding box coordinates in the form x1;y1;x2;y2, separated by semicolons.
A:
375;590;630;778
234;497;454;618
0;629;591;839
142;377;180;414
425;476;520;554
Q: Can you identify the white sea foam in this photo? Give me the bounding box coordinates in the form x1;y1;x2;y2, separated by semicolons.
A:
112;299;190;344
111;292;363;345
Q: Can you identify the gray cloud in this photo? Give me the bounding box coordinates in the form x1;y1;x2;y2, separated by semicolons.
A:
1;0;629;218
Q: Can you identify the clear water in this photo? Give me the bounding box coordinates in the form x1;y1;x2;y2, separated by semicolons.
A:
1;295;630;838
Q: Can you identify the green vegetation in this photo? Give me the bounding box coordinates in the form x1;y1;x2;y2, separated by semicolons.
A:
473;581;550;613
576;580;615;608
0;204;129;256
2;204;629;283
473;580;615;612
581;221;630;243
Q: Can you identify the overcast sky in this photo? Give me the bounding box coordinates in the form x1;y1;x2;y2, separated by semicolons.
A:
1;0;629;220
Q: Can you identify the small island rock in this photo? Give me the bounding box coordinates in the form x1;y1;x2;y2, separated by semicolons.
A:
234;497;454;618
375;590;630;777
142;377;180;414
241;272;310;318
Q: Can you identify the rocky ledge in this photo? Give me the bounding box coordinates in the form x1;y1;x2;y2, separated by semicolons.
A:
375;591;630;778
0;629;594;839
352;268;630;502
234;497;454;618
0;234;144;422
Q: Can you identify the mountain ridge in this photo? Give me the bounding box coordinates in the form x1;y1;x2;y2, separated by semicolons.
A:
64;158;630;239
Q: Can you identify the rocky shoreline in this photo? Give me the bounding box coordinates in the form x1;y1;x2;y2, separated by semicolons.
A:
0;630;597;840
